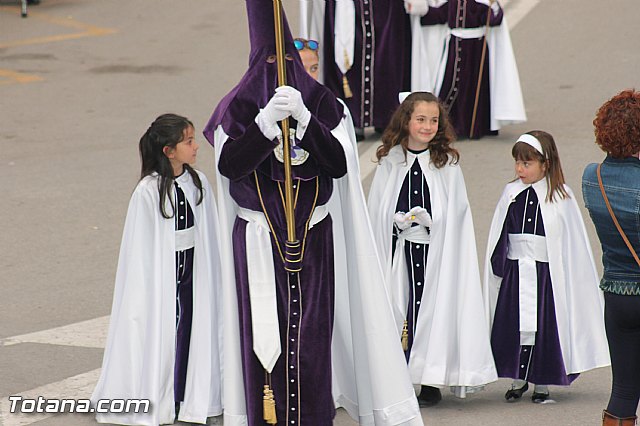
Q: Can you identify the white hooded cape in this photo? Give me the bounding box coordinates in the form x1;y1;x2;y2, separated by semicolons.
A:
410;0;448;93
212;105;423;426
483;179;610;374
91;171;223;425
368;146;497;388
411;0;527;131
299;0;327;83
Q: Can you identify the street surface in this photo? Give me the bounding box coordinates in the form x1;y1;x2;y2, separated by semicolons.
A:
1;0;639;424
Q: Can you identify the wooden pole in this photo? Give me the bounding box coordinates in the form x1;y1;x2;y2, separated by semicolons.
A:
469;1;494;139
273;0;301;272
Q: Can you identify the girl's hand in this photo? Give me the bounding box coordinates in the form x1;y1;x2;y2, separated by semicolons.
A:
393;211;412;230
404;0;429;16
406;206;432;227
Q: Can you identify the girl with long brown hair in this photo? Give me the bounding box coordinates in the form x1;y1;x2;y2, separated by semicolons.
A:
369;92;497;406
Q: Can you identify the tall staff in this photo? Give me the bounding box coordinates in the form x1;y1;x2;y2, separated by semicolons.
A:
469;0;494;139
273;0;302;272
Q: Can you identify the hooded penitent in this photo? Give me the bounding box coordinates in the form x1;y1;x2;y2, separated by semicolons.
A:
204;0;343;143
205;1;424;425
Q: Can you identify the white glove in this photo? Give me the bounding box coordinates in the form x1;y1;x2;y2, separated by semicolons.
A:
491;1;500;13
255;90;291;140
406;206;432;227
404;0;429;16
275;86;311;126
393;211;412;231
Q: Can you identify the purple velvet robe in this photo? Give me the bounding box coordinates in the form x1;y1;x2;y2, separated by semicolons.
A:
490;186;578;385
323;0;411;130
421;0;503;139
174;181;194;403
218;117;347;425
392;155;432;360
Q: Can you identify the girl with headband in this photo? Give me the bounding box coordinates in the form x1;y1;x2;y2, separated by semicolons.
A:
483;130;609;404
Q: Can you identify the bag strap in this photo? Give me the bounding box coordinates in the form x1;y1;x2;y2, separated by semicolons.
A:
597;163;640;268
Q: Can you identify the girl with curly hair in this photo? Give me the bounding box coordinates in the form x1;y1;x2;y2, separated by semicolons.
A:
583;89;640;425
368;92;497;406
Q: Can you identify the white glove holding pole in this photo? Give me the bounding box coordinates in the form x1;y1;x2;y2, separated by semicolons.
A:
403;0;429;16
406;206;432;228
255;90;291;141
275;86;311;126
393;212;412;231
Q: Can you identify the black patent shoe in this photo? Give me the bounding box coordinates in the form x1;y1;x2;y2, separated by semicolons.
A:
418;385;442;407
531;392;549;403
504;382;529;402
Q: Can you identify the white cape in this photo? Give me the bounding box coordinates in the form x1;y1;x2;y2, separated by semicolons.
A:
410;0;448;93
213;105;423;425
299;0;327;83
368;146;497;388
411;2;527;130
483;180;610;374
91;171;223;425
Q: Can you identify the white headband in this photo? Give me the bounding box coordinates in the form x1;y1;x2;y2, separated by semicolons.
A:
516;134;544;157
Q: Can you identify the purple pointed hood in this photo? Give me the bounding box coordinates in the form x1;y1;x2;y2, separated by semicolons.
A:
204;0;343;143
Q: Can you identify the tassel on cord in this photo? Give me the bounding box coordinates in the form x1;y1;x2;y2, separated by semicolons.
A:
342;50;353;98
401;320;409;351
342;75;353;99
263;384;277;424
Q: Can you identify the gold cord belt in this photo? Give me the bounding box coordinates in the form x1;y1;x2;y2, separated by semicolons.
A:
253;171;320;265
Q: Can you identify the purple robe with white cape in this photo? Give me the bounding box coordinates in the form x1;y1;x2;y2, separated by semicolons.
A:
410;0;526;138
300;0;412;130
91;171;223;425
368;146;497;393
483;179;610;383
207;112;423;426
203;1;422;424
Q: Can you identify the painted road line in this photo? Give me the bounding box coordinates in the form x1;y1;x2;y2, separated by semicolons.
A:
0;70;43;86
0;316;109;349
0;7;116;49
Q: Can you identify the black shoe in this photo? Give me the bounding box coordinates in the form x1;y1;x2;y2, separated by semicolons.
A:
27;0;40;4
374;127;385;134
355;127;365;142
505;382;529;402
418;385;442;407
531;392;549;403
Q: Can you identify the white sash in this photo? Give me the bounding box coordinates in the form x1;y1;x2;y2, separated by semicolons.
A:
237;205;328;372
175;227;195;252
434;26;487;95
507;234;548;346
334;0;355;75
450;27;486;39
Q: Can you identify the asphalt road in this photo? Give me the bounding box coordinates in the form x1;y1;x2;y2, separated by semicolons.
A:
1;0;639;425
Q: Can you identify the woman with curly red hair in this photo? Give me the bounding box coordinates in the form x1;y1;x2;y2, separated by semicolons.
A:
582;89;640;425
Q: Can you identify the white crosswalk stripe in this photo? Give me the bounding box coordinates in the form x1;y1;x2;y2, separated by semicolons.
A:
0;317;109;349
